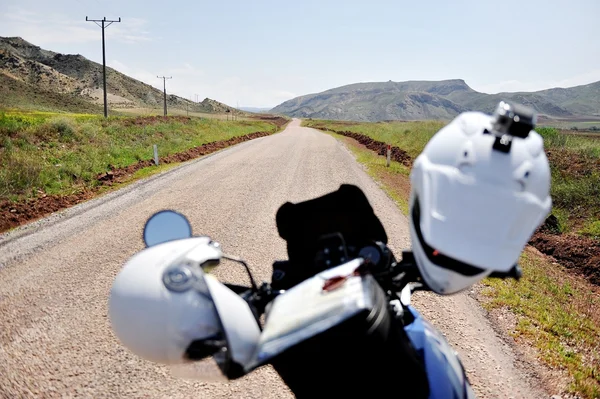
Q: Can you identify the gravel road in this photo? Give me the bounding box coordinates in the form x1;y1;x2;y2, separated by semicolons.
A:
0;119;547;398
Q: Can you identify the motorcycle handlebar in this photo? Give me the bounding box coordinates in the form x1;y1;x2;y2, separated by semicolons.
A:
224;247;522;321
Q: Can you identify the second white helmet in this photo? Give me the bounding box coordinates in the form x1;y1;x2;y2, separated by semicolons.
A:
108;236;261;379
409;102;552;294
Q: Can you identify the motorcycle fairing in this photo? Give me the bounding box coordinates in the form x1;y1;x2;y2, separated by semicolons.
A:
404;306;471;398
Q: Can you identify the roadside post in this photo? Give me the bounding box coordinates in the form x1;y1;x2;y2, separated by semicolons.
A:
153;145;159;166
386;144;391;167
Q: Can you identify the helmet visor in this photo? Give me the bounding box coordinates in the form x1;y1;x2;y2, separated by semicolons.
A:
163;266;232;381
418;160;550;271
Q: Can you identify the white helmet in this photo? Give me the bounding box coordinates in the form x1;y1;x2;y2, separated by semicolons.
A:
108;236;261;379
409;101;552;294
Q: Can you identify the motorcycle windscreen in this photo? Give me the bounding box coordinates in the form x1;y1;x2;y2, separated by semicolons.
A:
275;184;387;267
166;272;260;381
248;259;374;369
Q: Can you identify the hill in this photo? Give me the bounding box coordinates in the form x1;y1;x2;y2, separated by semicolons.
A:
270;79;600;122
0;72;104;113
0;36;246;115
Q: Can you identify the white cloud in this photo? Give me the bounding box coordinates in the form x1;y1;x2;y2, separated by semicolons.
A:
0;7;151;45
473;69;600;94
549;69;600;89
109;60;157;85
272;90;297;101
168;63;205;77
109;60;295;107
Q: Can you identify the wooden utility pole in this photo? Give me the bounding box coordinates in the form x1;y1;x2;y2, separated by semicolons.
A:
86;16;121;117
157;76;172;116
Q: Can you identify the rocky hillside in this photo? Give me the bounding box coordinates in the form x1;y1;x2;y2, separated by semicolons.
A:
271;79;600;122
0;36;245;114
0;72;103;113
198;98;244;114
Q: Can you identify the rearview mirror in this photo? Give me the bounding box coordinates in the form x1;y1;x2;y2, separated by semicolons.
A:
143;210;193;247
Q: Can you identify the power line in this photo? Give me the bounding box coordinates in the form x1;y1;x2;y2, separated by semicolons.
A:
86;16;121;118
157;76;172;116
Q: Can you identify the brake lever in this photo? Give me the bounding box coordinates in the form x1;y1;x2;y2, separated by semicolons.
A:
245;283;285;320
392;251;426;281
224;283;253;295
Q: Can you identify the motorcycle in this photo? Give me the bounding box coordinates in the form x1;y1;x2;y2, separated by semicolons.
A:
109;184;523;399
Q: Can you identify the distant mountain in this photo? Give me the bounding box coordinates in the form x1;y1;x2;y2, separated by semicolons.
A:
239;107;272;113
270;79;600;122
0;36;246;115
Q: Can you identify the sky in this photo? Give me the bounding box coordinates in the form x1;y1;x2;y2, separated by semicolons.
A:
1;0;599;108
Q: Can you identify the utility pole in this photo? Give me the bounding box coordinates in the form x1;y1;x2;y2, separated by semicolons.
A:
157;76;172;116
86;16;121;118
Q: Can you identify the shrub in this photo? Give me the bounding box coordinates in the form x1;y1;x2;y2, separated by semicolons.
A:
48;117;77;141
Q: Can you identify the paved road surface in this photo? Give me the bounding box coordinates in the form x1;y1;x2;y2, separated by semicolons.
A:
0;119;545;398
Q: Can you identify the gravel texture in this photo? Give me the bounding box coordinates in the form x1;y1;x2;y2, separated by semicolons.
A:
0;119;547;398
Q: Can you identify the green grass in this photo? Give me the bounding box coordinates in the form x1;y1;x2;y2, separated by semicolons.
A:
537;126;600;157
0;111;277;201
536;127;600;231
305;120;600;235
581;220;600;239
540;119;600;131
481;252;600;398
304;119;445;159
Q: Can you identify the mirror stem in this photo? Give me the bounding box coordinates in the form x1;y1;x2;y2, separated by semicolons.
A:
222;255;259;291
